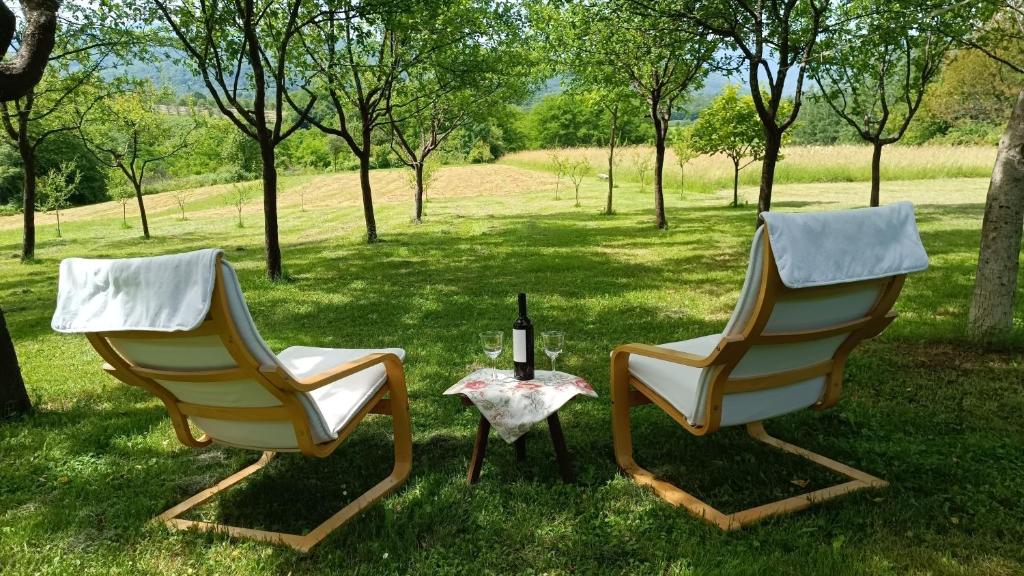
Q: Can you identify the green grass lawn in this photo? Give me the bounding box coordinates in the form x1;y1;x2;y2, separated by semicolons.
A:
1;170;1022;575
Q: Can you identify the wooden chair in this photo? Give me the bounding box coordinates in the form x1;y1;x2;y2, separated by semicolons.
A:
82;255;411;552
611;207;925;530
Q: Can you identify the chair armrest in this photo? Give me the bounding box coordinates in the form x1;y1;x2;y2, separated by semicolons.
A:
611;343;719;368
262;352;403;393
862;311;898;339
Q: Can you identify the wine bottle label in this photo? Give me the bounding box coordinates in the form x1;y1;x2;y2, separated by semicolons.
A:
513;329;526;362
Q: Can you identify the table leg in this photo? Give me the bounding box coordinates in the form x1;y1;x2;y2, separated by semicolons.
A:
467;415;490;484
514;435;527;463
547;412;574;483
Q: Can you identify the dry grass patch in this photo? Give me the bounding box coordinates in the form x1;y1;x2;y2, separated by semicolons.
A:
502;144;997;194
0;164;557;232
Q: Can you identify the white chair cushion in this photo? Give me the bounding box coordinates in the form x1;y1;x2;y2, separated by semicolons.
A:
628;334;719;425
278;346;406;443
760;202;928;288
628;334;825;427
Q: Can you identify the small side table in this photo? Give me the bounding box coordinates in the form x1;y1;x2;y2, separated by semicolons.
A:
443;369;598;484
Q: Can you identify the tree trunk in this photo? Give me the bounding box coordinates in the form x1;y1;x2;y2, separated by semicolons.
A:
413;161;424;223
968;88;1024;340
132;180;150;239
0;0;58;103
358;151;378;243
19;138;35;260
757;129;783;220
870;140;883;207
0;306;31;419
606;105;618;215
259;140;283;280
652;108;669;230
732;159;740;208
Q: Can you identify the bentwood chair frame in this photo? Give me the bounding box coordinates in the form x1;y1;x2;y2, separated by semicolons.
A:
84;257;412;552
611;231;903;531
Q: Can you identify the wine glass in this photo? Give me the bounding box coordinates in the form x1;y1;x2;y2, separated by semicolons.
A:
479;331;503;381
541;331;564;375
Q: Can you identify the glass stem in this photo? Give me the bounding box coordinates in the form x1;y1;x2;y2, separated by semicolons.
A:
551;356;556;373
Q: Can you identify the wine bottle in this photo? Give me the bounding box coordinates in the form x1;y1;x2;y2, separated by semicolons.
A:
513;292;535;380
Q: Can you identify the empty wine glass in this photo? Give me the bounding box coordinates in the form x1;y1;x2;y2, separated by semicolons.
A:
479;331;503;381
541;331;564;375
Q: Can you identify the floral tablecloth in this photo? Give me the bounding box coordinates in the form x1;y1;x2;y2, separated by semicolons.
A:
444;369;597;443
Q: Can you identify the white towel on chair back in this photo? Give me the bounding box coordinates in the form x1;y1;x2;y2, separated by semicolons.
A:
760;202;929;289
51;248;223;333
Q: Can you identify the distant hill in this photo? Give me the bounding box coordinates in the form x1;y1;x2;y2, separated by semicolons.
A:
117;60;207;95
118;57;789;115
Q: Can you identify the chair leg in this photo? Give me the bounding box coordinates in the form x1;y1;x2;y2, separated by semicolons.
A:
156;376;414;552
611;355;735;529
611;357;886;530
732;421;888;527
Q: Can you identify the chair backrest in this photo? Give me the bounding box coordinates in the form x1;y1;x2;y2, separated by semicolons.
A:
85;257;334;454
690;226;908;432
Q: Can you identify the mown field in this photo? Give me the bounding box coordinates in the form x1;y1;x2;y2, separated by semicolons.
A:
0;157;1022;575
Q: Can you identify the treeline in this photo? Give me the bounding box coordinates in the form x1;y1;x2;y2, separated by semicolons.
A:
791;49;1019;146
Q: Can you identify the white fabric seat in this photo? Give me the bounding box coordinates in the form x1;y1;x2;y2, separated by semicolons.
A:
627;335;716;424
628;334;826;427
278;346;406;441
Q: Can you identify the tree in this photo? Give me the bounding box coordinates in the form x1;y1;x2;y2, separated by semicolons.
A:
0;0;60;420
0;305;29;418
535;3;650;216
229;182;252;228
912;48;1022;140
110;178;132;228
596;90;626;214
155;0;317;278
171;188;190;220
37;159;76;237
550;149;568;199
1;0;154;421
670;125;698;198
566;158;590;207
389;96;462;222
0;0;58;101
631;149;653;193
639;0;830;219
520;92;645;148
813;1;951;206
690;85;766;207
295;0;419;243
403;156;437;214
559;0;715;229
935;1;1024;339
2;59;99;259
77;82;195;239
626;147;651;192
579;88;647;215
388;0;537;223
